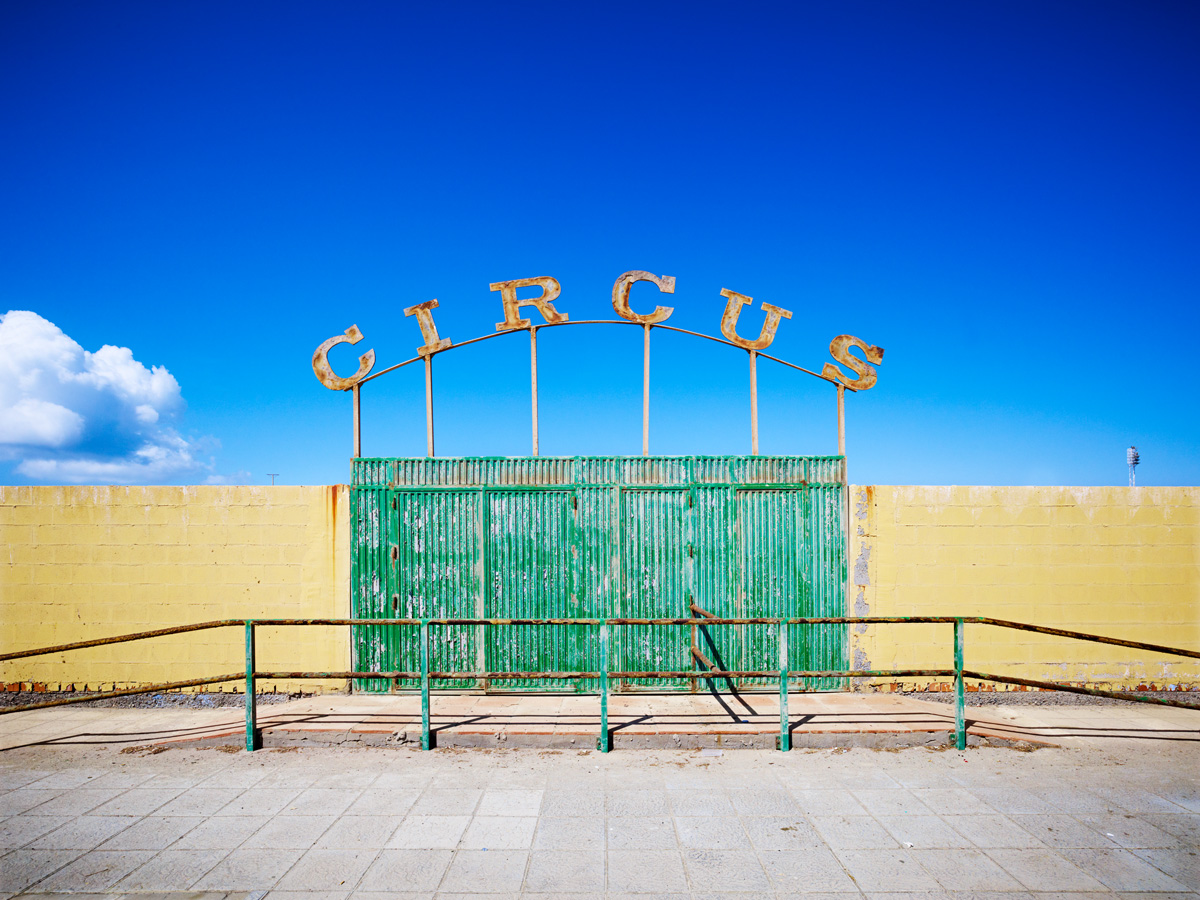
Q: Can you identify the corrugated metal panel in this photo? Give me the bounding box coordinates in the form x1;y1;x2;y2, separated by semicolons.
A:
692;485;737;691
806;483;848;689
618;488;691;688
738;488;807;687
485;490;581;690
350;455;846;693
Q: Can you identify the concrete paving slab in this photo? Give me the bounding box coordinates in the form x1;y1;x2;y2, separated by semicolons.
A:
273;847;378;891
312;815;404;849
385;815;469;850
0;848;85;893
985;847;1109;891
27;815;134;850
756;846;859;892
113;848;231;891
531;816;604;851
33;848;157;892
439;849;527;893
191;848;306;891
354;848;451;892
98;814;206;850
0;815;72;849
606;816;677;849
676;816;751;849
605;849;688;892
524;849;605;892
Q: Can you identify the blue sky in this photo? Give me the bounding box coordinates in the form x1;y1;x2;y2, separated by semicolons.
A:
1;1;1197;486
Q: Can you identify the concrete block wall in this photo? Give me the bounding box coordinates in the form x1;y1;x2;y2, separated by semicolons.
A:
0;486;350;693
849;486;1200;691
2;484;1197;694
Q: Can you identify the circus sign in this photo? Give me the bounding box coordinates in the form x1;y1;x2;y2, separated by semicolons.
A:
312;270;884;458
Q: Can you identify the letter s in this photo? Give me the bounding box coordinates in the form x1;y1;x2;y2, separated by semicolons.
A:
821;335;884;390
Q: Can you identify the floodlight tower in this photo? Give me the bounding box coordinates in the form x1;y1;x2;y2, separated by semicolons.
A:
1127;446;1139;487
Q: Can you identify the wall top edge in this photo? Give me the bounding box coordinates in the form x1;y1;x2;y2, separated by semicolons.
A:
351;455;849;488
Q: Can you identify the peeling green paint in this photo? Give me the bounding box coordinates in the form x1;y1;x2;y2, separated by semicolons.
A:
350;456;847;692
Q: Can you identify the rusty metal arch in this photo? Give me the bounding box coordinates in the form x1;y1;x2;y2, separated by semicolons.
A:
332;319;857;461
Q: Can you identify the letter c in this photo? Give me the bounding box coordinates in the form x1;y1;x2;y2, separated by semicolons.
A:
611;270;675;325
312;325;376;390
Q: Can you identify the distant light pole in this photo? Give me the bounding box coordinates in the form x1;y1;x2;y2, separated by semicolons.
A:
1126;447;1139;487
268;473;279;485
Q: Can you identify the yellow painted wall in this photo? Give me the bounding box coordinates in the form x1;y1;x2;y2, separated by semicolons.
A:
0;486;350;693
3;484;1197;694
849;486;1200;691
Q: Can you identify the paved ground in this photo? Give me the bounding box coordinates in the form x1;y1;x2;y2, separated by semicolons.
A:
4;691;1199;751
0;698;1198;899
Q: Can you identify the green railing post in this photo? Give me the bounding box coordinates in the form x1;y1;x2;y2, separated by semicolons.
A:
244;621;257;752
954;617;966;750
420;618;431;750
778;623;790;752
598;621;609;752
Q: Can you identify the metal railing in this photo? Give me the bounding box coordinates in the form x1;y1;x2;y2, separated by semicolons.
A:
2;615;1197;752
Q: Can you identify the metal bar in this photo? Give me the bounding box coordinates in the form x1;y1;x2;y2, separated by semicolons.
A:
245;621;257;752
599;622;609;752
0;620;243;662
691;645;717;670
357;319;842;387
779;625;789;752
642;324;651;456
352;383;362;459
836;384;845;456
688;602;718;620
962;671;1200;711
954;618;965;750
974;618;1200;660
367;482;847;493
243;667;960;682
530;327;539;456
424;355;435;457
420;618;431;750
245;616;974;627
0;674;245;716
749;350;759;455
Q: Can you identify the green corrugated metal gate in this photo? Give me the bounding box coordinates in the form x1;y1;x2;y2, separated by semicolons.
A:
350;456;847;692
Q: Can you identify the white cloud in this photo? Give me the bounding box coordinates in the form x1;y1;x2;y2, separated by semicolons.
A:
0;310;215;484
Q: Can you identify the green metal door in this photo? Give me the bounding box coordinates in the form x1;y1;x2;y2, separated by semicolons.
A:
350;456;846;692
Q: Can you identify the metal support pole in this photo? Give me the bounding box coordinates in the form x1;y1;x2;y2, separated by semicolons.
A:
352;384;361;459
749;350;759;455
423;356;435;457
530;327;539;456
642;324;651;456
244;621;257;752
778;625;790;752
598;621;609;752
954;618;966;750
420;618;431;750
837;384;845;457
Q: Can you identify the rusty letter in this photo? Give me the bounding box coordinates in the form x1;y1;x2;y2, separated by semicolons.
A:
718;289;793;350
403;299;452;357
822;335;885;390
612;270;675;324
491;277;567;331
312;325;375;391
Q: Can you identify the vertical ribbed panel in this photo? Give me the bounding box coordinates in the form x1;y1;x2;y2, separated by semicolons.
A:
350;455;846;693
351;487;389;691
485;490;580;689
737;490;806;686
377;491;480;689
618;489;690;688
806;483;848;689
692;486;737;691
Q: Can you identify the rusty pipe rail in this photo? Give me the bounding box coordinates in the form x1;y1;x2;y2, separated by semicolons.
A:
2;616;1197;754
